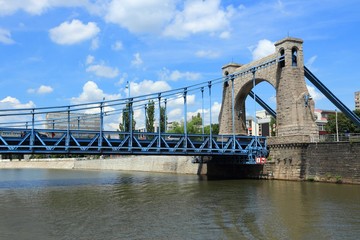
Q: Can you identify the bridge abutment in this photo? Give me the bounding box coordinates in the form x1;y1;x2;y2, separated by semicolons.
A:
205;142;360;184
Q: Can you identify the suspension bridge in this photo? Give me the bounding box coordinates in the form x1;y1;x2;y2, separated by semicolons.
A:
0;37;359;164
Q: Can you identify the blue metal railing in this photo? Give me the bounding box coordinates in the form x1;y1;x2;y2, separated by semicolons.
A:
0;57;282;163
0;128;268;164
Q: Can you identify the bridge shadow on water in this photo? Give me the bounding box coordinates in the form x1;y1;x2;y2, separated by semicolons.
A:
196;156;266;180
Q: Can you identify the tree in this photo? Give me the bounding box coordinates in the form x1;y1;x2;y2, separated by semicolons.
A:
169;113;207;134
169;121;184;134
325;110;360;133
121;103;136;132
146;100;155;132
187;113;202;134
160;106;167;132
204;124;219;135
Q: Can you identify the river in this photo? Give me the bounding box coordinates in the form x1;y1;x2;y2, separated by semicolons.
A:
0;168;359;240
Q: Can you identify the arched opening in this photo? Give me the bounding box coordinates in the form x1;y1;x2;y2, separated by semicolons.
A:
279;48;285;68
292;47;298;66
244;80;277;136
223;70;229;87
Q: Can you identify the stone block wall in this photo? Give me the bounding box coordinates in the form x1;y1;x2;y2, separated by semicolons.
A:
304;142;360;184
265;142;360;184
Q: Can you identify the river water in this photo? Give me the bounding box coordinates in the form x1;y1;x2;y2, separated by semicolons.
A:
0;169;359;240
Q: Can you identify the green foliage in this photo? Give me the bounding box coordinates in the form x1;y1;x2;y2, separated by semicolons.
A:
204;124;219;135
168;113;219;135
146;100;155;132
160;106;167;132
169;121;184;134
121;103;136;132
187;113;202;134
325;110;360;134
169;113;202;134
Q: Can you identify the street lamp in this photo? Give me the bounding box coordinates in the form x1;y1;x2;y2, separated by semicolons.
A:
126;81;130;98
335;109;339;142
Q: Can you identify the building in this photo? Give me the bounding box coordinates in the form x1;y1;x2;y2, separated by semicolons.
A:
313;109;336;135
45;112;100;134
256;110;273;136
245;109;336;137
246;110;274;137
355;91;360;110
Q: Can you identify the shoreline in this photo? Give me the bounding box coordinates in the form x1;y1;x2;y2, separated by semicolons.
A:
0;156;206;175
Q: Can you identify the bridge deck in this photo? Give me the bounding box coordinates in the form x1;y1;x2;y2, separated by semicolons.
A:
0;129;268;164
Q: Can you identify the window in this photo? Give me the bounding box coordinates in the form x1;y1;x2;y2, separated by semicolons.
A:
292;47;298;66
279;49;285;68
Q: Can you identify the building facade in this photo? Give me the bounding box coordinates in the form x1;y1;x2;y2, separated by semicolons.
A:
355;91;360;110
313;109;336;135
45;112;100;132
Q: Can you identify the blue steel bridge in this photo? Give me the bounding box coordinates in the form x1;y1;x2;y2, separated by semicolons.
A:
1;47;359;164
0;67;269;164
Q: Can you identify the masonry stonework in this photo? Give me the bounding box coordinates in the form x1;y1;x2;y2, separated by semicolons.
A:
206;142;360;184
219;37;318;142
265;142;360;184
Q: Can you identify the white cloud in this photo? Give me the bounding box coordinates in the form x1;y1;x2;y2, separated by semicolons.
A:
38;85;53;94
307;85;324;102
0;96;35;109
306;55;317;67
168;108;182;121
159;68;201;81
71;81;120;105
49;19;100;45
131;52;143;67
112;40;123;51
90;37;99;50
163;0;235;38
105;0;175;34
129;80;171;97
195;50;220;59
167;101;220;124
250;39;275;60
167;94;196;108
28;85;53;94
0;0;90;16
219;31;230;39
70;81;121;128
86;55;95;65
86;63;119;78
0;28;15;44
0;0;50;15
0;96;36;125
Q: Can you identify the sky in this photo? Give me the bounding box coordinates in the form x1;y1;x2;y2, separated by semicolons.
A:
0;0;359;130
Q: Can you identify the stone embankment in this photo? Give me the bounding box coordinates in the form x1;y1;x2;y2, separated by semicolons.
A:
1;142;358;184
0;155;206;175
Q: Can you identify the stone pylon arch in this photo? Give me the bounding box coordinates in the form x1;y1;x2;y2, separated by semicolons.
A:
218;37;318;142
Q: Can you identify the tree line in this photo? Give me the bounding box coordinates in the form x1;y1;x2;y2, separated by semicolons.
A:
118;100;219;134
325;109;360;134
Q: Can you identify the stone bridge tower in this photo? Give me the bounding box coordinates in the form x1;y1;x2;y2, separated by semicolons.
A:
218;37;318;142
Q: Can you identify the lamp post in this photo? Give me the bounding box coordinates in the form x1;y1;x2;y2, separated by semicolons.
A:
335;109;339;142
126;81;130;98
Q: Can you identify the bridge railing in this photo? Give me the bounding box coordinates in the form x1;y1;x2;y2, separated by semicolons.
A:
319;133;360;143
0;127;268;163
0;59;283;163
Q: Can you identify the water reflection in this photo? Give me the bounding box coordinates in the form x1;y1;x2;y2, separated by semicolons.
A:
0;169;359;240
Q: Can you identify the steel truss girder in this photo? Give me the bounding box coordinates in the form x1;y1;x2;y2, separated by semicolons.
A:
0;129;268;163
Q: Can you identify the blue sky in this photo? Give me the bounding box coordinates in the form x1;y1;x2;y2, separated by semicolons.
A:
0;0;359;130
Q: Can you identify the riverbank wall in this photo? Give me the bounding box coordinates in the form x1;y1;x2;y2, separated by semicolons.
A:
265;141;360;184
0;156;206;175
0;142;358;184
200;142;360;184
